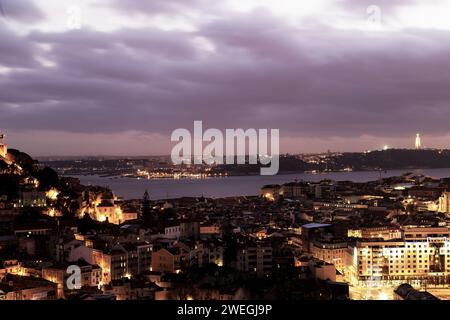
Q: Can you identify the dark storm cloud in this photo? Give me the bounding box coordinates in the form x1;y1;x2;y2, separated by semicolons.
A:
1;0;450;150
0;22;40;67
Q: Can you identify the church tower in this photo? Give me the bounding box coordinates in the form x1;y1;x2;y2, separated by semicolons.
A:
140;190;151;220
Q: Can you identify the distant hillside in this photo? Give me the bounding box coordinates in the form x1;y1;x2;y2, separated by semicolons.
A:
334;149;450;170
213;149;450;175
214;155;309;175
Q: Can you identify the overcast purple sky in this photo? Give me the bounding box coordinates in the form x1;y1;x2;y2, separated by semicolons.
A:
1;0;450;156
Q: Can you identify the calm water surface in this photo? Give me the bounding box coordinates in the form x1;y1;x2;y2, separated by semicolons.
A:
68;168;450;200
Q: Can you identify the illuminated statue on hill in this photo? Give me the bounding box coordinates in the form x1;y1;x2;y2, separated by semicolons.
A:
415;133;422;150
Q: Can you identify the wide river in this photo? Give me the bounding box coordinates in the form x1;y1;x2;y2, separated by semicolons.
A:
68;168;450;200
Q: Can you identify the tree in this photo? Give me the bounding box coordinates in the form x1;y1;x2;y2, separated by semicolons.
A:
0;160;8;172
34;167;59;190
0;174;20;197
7;149;37;173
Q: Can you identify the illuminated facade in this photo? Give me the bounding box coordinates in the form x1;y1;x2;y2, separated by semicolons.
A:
348;227;450;286
311;239;347;274
0;133;7;158
260;185;281;201
438;192;450;214
69;242;152;284
151;247;189;274
80;192;137;225
348;227;402;241
415;133;422;150
42;263;102;299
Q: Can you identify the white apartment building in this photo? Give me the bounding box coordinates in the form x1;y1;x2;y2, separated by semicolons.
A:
348;227;450;286
438;192;450;214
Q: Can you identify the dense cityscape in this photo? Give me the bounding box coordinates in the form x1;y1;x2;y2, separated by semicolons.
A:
2;133;450;300
1;0;450;313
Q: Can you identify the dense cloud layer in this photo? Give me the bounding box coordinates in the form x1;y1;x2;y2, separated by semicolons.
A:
0;0;45;22
0;0;450;155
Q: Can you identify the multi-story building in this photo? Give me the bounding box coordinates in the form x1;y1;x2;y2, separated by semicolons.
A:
438;192;450;214
151;247;190;273
348;226;402;241
408;187;442;199
311;183;336;199
68;241;152;284
200;224;221;236
164;220;200;240
0;260;24;280
165;224;181;240
281;182;308;199
308;259;337;282
96;201;116;223
236;242;272;277
42;261;102;299
348;227;450;286
415;199;439;212
313;201;368;211
120;242;153;276
80;192;137;225
151;240;224;273
103;279;156;300
0;274;57;300
311;239;347;274
17;190;47;208
301;223;332;252
189;240;224;267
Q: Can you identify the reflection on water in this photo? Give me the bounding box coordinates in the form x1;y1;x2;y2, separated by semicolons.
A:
68;168;450;200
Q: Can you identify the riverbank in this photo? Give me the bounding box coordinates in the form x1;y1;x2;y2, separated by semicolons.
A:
66;167;450;200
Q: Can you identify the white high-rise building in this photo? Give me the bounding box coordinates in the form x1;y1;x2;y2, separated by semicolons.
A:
415;133;422;150
347;227;450;286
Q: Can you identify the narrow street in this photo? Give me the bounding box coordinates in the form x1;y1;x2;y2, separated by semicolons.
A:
349;285;395;300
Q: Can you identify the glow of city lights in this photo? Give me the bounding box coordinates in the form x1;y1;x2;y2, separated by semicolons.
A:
378;292;389;300
46;188;60;201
